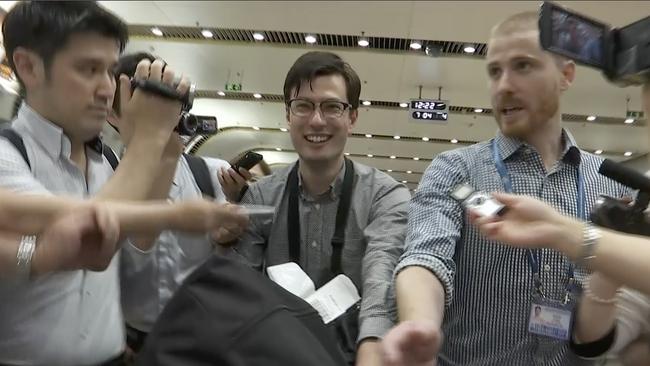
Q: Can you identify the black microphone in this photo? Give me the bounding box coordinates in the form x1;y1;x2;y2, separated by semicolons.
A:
599;159;650;193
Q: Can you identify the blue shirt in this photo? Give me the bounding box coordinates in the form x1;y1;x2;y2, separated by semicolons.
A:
395;130;630;365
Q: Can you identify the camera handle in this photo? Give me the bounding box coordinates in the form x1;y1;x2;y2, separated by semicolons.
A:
130;79;190;105
632;191;650;215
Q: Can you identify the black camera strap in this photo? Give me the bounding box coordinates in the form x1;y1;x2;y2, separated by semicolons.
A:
287;158;354;278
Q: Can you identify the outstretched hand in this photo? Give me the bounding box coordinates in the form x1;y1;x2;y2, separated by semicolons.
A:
469;192;569;249
32;203;121;275
382;320;443;366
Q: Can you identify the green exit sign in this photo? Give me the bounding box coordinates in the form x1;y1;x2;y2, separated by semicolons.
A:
626;110;645;119
225;83;242;91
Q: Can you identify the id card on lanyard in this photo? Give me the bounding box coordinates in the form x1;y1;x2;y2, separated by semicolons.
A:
491;140;584;341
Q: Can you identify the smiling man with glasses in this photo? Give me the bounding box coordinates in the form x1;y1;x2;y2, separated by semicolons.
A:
216;50;411;365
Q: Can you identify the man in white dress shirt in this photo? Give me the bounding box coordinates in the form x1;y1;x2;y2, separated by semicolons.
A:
0;2;247;365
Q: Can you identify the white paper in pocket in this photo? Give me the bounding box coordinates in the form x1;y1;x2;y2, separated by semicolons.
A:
266;262;316;299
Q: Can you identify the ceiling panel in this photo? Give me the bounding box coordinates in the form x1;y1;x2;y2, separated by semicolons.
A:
100;1;648;171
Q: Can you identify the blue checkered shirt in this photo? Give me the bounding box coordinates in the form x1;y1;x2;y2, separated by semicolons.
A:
395;130;630;366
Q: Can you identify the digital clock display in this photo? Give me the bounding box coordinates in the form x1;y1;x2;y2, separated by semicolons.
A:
412;111;448;121
409;99;450;123
410;101;447;110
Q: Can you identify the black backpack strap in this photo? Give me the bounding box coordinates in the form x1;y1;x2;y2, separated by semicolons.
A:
287;158;355;278
183;153;215;199
287;162;301;264
0;128;30;169
101;144;119;171
330;158;354;276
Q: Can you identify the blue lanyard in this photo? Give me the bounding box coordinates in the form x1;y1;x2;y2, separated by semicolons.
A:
491;140;584;298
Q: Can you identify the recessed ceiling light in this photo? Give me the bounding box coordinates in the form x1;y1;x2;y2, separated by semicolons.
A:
402;180;408;184
280;128;288;132
422;137;430;141
464;45;476;54
252;126;260;131
362;100;371;106
406;170;412;174
305;34;317;44
625;118;635;124
474;108;483;113
217;91;226;96
151;27;163;37
389;155;396;159
410;41;422;50
587;115;597;121
358;37;369;47
365;134;372;138
253;32;265;41
624;151;633;157
387;169;393;172
393;135;401;140
344;152;350;156
275;147;282;151
253;93;262;99
201;29;213;38
451;139;458;144
413;157;420;161
400;102;409;108
367;154;374;158
594;149;603;155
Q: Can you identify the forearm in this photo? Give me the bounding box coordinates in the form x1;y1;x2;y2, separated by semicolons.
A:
356;339;381;366
554;219;650;294
0;231;61;278
95;131;170;201
0;192;83;234
396;266;445;327
0;231;22;277
107;200;205;235
575;272;619;343
130;154;179;250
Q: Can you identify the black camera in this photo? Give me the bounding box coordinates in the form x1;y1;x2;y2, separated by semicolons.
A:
539;1;650;87
591;159;650;236
130;79;217;136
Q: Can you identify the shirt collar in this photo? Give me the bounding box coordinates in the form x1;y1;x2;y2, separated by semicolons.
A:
13;103;104;160
494;129;582;166
296;160;347;201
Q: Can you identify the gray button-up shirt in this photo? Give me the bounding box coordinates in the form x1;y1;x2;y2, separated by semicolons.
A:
120;155;230;332
0;104;123;365
232;160;410;342
396;130;631;365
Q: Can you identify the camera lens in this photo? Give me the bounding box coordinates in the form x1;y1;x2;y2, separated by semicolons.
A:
177;112;198;136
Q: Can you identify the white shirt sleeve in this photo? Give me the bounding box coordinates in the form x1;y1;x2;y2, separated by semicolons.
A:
0;137;52;195
200;156;231;203
611;288;650;354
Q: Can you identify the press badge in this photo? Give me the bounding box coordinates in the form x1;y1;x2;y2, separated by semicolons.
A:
528;298;575;341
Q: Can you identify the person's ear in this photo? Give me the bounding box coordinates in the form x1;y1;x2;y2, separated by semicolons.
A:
347;109;358;133
12;48;46;89
559;59;575;91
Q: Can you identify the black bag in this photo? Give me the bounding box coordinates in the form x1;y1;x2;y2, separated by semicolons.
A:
135;254;347;366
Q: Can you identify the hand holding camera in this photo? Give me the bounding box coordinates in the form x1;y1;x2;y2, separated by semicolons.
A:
117;59;192;141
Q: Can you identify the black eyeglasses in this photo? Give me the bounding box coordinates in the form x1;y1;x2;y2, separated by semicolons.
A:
287;99;352;119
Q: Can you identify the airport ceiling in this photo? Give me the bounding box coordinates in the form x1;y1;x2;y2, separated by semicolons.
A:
100;1;649;190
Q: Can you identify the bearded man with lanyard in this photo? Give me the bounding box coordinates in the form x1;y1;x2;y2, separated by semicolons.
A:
382;11;631;366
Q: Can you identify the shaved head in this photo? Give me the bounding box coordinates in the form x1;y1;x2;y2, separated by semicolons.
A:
490;11;539;39
489;11;567;66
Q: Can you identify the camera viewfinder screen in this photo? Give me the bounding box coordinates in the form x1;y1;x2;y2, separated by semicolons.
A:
550;7;606;67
